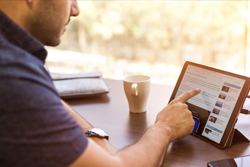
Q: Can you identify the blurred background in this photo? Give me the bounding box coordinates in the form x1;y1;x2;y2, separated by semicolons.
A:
45;0;250;86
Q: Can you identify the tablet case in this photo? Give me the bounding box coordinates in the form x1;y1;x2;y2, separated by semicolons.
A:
51;72;110;99
225;128;249;148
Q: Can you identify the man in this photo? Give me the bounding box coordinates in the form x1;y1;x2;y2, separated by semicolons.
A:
0;0;201;166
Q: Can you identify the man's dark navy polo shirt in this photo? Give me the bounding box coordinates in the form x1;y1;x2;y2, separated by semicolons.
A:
0;10;88;167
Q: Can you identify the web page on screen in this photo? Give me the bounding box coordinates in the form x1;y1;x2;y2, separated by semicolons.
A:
175;65;245;143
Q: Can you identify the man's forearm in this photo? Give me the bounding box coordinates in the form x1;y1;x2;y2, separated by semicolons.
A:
71;124;172;167
115;125;172;167
62;100;170;165
61;100;118;154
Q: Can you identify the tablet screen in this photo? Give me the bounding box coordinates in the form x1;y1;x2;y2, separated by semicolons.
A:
170;61;250;148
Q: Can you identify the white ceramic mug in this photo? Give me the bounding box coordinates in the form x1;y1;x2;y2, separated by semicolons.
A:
123;75;151;113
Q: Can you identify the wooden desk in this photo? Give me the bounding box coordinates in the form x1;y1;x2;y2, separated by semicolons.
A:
66;79;250;167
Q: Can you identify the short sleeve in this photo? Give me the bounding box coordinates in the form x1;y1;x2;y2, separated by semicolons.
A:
0;54;88;167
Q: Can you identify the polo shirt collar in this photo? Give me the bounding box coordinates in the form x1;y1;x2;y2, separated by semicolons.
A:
0;10;47;63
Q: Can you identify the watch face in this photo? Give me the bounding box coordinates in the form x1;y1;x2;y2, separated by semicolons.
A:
92;128;107;136
86;128;109;140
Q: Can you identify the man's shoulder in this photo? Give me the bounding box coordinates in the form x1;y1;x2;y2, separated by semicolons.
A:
0;33;41;63
0;32;49;81
0;32;57;108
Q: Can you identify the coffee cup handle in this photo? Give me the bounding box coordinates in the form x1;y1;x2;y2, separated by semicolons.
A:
131;83;138;96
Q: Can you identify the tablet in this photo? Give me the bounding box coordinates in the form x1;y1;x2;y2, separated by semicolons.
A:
169;61;250;149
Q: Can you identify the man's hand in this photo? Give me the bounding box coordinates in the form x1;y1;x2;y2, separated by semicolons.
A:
155;88;201;142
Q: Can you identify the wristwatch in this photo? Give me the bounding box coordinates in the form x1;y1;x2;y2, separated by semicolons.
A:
85;128;109;140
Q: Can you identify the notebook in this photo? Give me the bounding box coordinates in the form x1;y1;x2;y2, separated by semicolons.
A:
51;72;110;99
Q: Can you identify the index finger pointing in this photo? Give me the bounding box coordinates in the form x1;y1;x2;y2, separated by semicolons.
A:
174;88;201;103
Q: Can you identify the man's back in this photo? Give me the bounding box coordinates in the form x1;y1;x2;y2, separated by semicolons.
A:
0;10;88;167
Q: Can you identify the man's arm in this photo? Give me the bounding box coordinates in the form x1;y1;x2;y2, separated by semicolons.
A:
69;88;201;167
61;100;118;155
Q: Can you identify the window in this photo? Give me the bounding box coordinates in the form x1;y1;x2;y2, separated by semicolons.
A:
45;1;249;85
